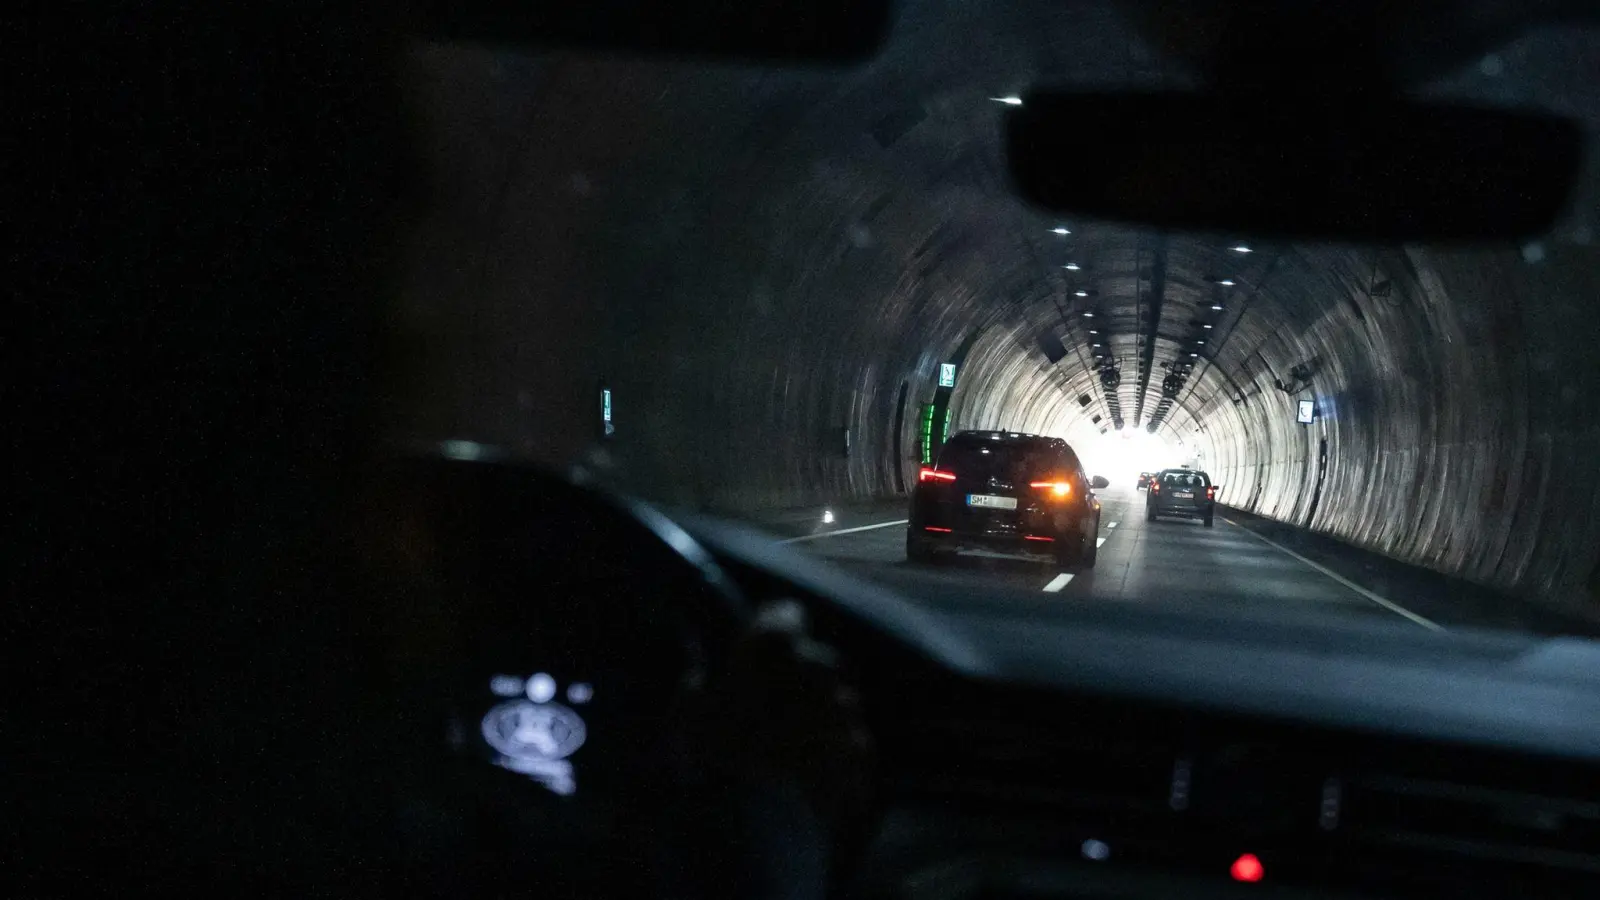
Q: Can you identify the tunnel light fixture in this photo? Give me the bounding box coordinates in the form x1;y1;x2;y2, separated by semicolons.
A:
441;440;487;461
1083;311;1094;317
1233;245;1252;253
1051;226;1070;235
1074;290;1089;297
1211;304;1224;310
1219;279;1235;286
993;95;1023;105
1063;263;1081;271
1203;324;1213;329
1190;352;1199;357
1088;330;1098;334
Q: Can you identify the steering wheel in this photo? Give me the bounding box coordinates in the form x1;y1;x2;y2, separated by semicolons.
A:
368;447;754;895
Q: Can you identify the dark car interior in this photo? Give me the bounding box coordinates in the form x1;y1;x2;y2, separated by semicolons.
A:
15;1;1600;899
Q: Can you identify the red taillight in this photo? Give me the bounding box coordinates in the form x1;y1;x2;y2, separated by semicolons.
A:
1206;486;1217;500
924;526;952;533
1029;480;1072;498
1023;535;1055;542
919;468;956;483
1150;482;1160;493
1230;854;1264;883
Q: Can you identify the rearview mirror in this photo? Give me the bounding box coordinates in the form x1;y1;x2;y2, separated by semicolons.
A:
1007;91;1583;242
1091;476;1110;490
421;0;893;63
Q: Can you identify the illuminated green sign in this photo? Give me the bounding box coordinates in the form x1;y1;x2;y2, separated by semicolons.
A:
918;402;954;465
919;403;935;464
939;363;957;388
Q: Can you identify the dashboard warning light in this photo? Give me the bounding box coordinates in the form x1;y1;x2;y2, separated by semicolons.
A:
1230;853;1264;883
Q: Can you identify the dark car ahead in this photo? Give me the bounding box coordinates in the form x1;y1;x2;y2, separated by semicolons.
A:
1137;472;1153;490
1146;468;1217;526
907;431;1107;567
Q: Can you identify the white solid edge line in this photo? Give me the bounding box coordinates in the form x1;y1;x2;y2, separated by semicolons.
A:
1043;573;1075;592
779;519;910;544
1095;537;1108;547
1222;518;1444;631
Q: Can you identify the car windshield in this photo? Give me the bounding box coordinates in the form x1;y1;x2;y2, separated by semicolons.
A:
404;4;1600;638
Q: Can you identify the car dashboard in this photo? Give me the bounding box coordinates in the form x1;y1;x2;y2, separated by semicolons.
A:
684;514;1600;899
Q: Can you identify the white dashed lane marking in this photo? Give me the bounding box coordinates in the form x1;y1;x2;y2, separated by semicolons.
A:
1043;573;1075;593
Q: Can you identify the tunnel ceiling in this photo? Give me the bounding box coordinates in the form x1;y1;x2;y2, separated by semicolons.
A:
405;1;1600;611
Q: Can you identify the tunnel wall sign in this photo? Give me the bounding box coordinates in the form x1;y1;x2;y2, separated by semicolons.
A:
601;388;614;437
939;363;957;388
1297;399;1316;424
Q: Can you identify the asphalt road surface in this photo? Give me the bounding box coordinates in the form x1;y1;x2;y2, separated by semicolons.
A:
758;486;1599;636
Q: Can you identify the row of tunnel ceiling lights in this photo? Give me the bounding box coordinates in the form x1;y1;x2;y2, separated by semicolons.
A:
1047;226;1251;430
1147;248;1249;429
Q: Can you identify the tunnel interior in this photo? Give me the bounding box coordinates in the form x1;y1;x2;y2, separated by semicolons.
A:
397;5;1600;613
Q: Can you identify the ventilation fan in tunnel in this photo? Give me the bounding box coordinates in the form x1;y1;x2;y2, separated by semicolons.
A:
1100;367;1121;389
1163;374;1183;397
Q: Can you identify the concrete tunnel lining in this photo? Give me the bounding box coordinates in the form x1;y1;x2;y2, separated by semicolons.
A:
398;16;1600;614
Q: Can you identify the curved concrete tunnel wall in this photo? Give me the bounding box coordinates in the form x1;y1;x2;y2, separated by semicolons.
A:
399;32;1600;614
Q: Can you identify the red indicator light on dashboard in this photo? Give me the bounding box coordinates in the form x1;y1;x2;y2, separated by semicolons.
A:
1230;853;1264;883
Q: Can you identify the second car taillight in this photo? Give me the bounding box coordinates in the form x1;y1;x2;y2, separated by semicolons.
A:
919;467;956;483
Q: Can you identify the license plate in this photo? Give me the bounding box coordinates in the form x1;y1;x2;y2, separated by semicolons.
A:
1174;491;1194;499
967;494;1017;510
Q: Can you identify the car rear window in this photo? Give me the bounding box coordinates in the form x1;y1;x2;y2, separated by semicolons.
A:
937;437;1071;481
1160;471;1210;488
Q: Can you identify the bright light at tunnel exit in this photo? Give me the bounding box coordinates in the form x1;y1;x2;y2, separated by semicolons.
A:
1075;428;1184;486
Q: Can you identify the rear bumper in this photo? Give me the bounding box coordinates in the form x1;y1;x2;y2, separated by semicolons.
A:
1150;501;1213;517
911;525;1075;555
909;490;1093;552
